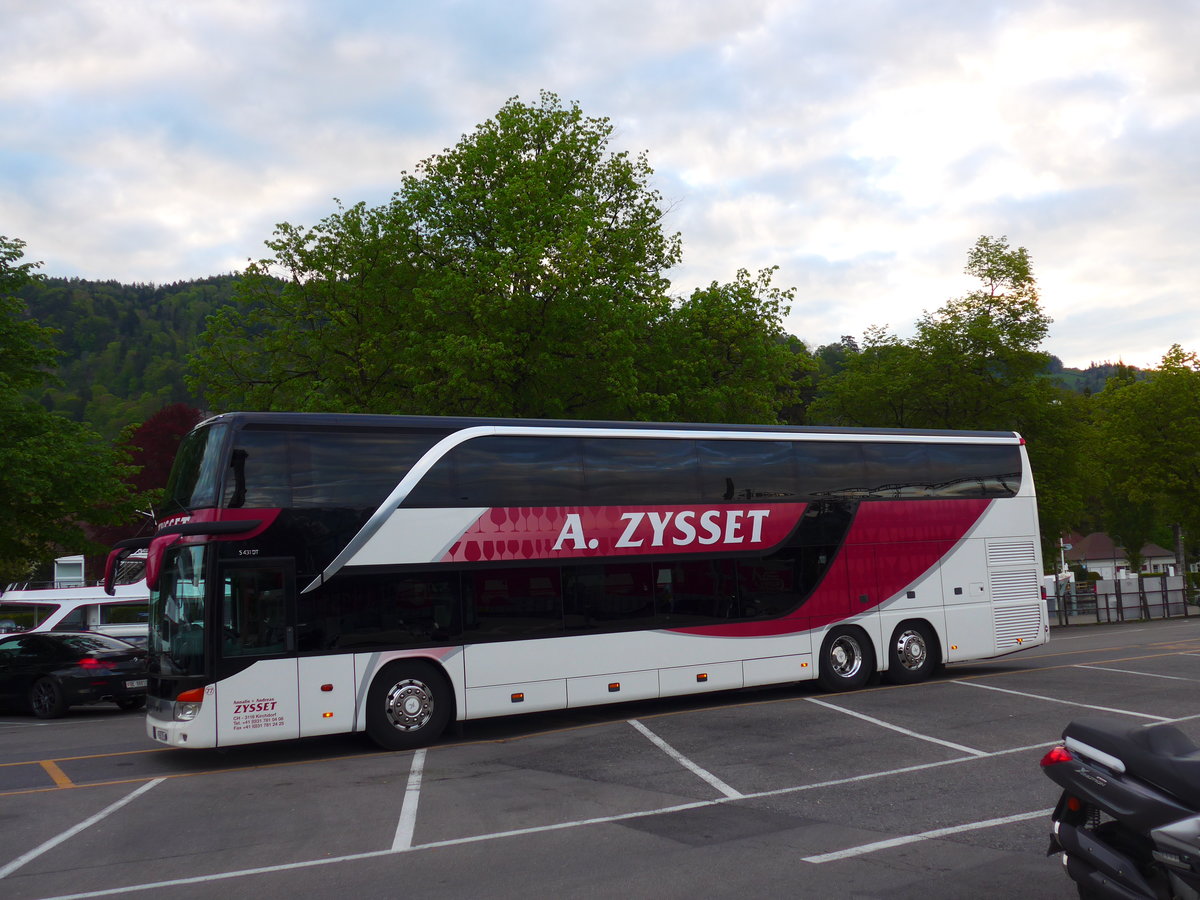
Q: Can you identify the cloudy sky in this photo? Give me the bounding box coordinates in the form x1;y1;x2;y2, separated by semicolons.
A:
4;1;1197;369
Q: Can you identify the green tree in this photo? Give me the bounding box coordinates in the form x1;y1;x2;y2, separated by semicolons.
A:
1091;347;1200;576
808;235;1086;554
0;236;141;583
646;267;806;423
190;92;796;424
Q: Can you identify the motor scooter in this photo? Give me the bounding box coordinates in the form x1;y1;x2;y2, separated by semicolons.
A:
1041;716;1200;899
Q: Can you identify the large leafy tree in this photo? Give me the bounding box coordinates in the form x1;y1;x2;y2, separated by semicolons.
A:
191;92;797;423
809;235;1087;554
0;237;141;583
1090;347;1200;575
646;267;804;423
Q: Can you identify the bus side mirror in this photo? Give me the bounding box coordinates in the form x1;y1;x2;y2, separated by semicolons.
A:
104;538;153;595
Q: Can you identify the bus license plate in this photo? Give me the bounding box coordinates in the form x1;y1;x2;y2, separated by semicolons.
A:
154;728;169;741
126;679;147;689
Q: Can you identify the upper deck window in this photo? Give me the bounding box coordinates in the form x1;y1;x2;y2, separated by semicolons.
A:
223;428;446;510
164;423;229;512
400;434;1022;508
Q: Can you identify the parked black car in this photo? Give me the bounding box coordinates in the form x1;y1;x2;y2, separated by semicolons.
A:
0;632;148;717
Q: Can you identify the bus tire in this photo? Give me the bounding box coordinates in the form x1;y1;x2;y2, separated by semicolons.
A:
365;661;452;751
818;626;873;691
884;621;939;685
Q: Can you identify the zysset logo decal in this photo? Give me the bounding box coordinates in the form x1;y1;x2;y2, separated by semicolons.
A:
442;503;808;563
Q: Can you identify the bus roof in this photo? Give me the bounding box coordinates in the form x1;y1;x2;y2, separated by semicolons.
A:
197;411;1021;442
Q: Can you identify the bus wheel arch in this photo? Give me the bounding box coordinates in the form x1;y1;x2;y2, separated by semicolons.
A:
884;619;940;685
817;625;874;691
365;659;454;751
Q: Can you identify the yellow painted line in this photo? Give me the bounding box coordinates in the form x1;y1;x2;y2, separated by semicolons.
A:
0;747;167;768
40;760;74;788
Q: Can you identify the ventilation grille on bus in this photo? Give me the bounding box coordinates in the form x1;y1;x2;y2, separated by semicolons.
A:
986;540;1038;568
990;570;1040;603
994;603;1044;648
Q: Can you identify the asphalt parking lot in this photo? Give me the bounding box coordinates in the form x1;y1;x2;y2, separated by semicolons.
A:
2;617;1199;900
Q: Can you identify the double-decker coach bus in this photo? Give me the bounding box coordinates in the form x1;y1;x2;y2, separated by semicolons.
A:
105;413;1047;751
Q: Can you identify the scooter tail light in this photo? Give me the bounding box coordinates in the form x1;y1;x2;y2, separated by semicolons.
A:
1040;745;1074;766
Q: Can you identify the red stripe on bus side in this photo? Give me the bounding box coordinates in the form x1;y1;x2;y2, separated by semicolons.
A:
669;498;992;637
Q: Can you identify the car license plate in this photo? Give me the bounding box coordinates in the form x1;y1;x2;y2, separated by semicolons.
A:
154;727;169;741
126;679;147;689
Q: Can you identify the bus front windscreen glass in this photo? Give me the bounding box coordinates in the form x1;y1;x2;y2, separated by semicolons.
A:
150;545;207;677
163;423;228;512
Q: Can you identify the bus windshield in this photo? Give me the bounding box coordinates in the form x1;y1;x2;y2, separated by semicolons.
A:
163;423;228;513
149;545;207;677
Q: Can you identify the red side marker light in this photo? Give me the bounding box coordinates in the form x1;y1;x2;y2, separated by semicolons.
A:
511;693;524;703
320;684;334;692
1040;745;1073;767
608;683;621;693
696;673;708;683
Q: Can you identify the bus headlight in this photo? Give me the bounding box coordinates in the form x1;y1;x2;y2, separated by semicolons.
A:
175;701;202;722
174;687;204;722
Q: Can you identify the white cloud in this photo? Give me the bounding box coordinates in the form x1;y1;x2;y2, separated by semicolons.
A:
1;0;1196;368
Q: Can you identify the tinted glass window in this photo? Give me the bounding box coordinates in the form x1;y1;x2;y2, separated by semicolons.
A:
652;560;738;625
565;563;657;630
298;572;461;651
736;557;800;618
584;439;700;504
225;429;442;510
697;440;796;502
926;444;1022;497
862;443;932;498
794;441;867;497
408;436;585;508
463;568;563;638
292;432;439;507
221;565;289;658
165;423;228;511
225;430;291;508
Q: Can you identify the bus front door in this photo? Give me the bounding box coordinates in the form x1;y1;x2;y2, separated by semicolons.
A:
213;559;300;746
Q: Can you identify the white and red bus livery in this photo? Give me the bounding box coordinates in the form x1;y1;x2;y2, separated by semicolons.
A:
106;413;1047;750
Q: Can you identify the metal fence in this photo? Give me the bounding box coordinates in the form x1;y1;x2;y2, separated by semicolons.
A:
1048;574;1196;625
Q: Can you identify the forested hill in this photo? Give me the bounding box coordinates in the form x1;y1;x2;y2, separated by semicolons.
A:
17;274;1133;439
17;275;242;439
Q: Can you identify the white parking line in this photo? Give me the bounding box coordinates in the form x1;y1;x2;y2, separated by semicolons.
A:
628;719;743;798
952;680;1171;720
1077;664;1197;682
806;697;988;756
0;777;164;880
391;749;426;851
35;740;1066;900
801;808;1054;863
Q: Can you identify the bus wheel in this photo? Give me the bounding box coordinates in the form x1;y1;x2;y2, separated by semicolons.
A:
818;627;872;691
366;661;452;751
885;622;938;685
